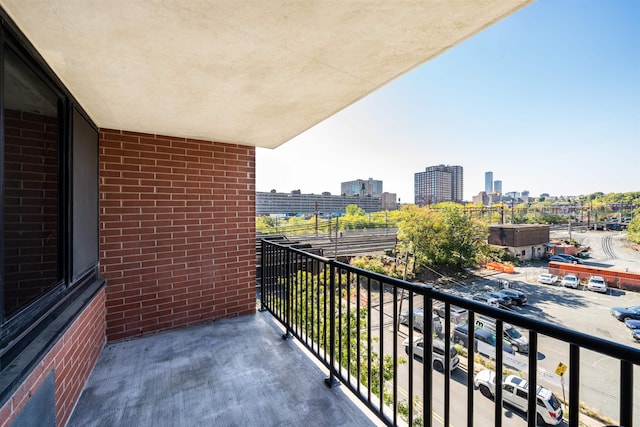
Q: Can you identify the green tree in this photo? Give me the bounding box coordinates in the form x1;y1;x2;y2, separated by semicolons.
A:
628;209;640;244
345;204;366;216
396;203;489;270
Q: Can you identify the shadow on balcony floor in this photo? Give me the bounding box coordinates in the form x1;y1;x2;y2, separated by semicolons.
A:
68;311;380;426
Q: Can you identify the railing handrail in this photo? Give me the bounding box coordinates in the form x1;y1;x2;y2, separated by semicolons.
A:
264;239;639;364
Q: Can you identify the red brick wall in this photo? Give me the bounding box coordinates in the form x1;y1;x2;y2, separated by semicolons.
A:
2;109;59;316
99;130;256;341
0;288;106;427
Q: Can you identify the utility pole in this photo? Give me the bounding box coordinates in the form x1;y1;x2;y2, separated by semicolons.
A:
334;217;339;258
314;201;318;236
396;251;410;332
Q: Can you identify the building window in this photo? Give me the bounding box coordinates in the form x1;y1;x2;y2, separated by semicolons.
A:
2;44;62;319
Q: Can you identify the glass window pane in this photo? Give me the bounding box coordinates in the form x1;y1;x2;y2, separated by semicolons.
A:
3;46;61;317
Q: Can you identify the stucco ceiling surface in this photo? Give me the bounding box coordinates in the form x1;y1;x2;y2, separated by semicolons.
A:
0;1;532;148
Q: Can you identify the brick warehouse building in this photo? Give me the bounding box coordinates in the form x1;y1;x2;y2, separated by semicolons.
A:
0;2;533;425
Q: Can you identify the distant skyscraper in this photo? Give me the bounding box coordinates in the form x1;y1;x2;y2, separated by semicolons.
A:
341;178;383;197
414;165;464;206
485;171;493;194
494;180;502;195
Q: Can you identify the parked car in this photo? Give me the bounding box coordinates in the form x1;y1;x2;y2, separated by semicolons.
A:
537;273;558;285
475;315;529;353
403;337;459;372
555;254;583;264
483;291;513;307
548;255;571;264
560;274;579;288
473;370;563;426
610;306;640;321
471;294;500;308
497;288;527;305
633;329;640;343
624;319;640;329
432;302;468;325
587;275;607;293
452;324;515;355
400;309;442;335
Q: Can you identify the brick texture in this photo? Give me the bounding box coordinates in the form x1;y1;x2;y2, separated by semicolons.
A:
2;109;59;316
99;130;256;341
0;288;106;427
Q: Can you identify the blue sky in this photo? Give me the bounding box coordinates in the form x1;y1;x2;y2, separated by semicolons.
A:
256;0;639;203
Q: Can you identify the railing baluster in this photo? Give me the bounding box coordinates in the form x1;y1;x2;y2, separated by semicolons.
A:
494;319;503;427
346;269;351;384
569;343;580;427
378;280;385;418
424;292;433;427
356;271;361;394
408;289;414;426
325;261;337;387
467;309;475;427
367;275;372;404
527;331;537;427
392;283;398;427
443;302;450;427
620;359;633;427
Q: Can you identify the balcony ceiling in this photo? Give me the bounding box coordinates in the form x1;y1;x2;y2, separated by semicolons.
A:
0;1;532;149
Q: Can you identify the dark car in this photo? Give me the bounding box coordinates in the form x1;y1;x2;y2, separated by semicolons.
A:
556;254;583;264
610;306;640;321
548;255;572;264
498;289;527;305
624;319;640;329
484;291;513;307
633;329;640;343
452;324;515;354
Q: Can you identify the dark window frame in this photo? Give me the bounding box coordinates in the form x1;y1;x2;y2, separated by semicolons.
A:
0;10;104;405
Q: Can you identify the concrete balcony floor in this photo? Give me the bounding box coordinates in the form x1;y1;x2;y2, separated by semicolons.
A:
68;311;381;426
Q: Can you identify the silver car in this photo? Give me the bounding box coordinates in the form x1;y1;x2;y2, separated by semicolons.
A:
560;274;579;288
587;275;607;293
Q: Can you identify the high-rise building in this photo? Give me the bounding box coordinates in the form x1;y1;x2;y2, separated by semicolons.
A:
494;180;502;195
485;171;493;194
414;165;464;206
341;178;383;197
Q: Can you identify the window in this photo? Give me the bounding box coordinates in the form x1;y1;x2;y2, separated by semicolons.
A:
0;21;99;331
0;11;102;406
2;45;62;319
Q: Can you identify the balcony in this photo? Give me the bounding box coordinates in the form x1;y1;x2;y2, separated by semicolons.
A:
69;240;638;426
67;311;379;427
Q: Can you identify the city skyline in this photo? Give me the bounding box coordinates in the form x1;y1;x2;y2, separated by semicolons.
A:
256;1;639;203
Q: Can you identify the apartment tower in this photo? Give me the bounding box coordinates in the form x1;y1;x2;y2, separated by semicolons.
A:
414;165;464;206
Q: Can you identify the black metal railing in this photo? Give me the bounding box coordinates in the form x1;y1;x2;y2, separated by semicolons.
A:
260;239;638;427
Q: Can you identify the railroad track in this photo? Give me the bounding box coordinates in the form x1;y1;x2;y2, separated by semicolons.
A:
602;234;617;259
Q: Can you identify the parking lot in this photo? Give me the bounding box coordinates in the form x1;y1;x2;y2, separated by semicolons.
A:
432;229;640;424
435;230;640;341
